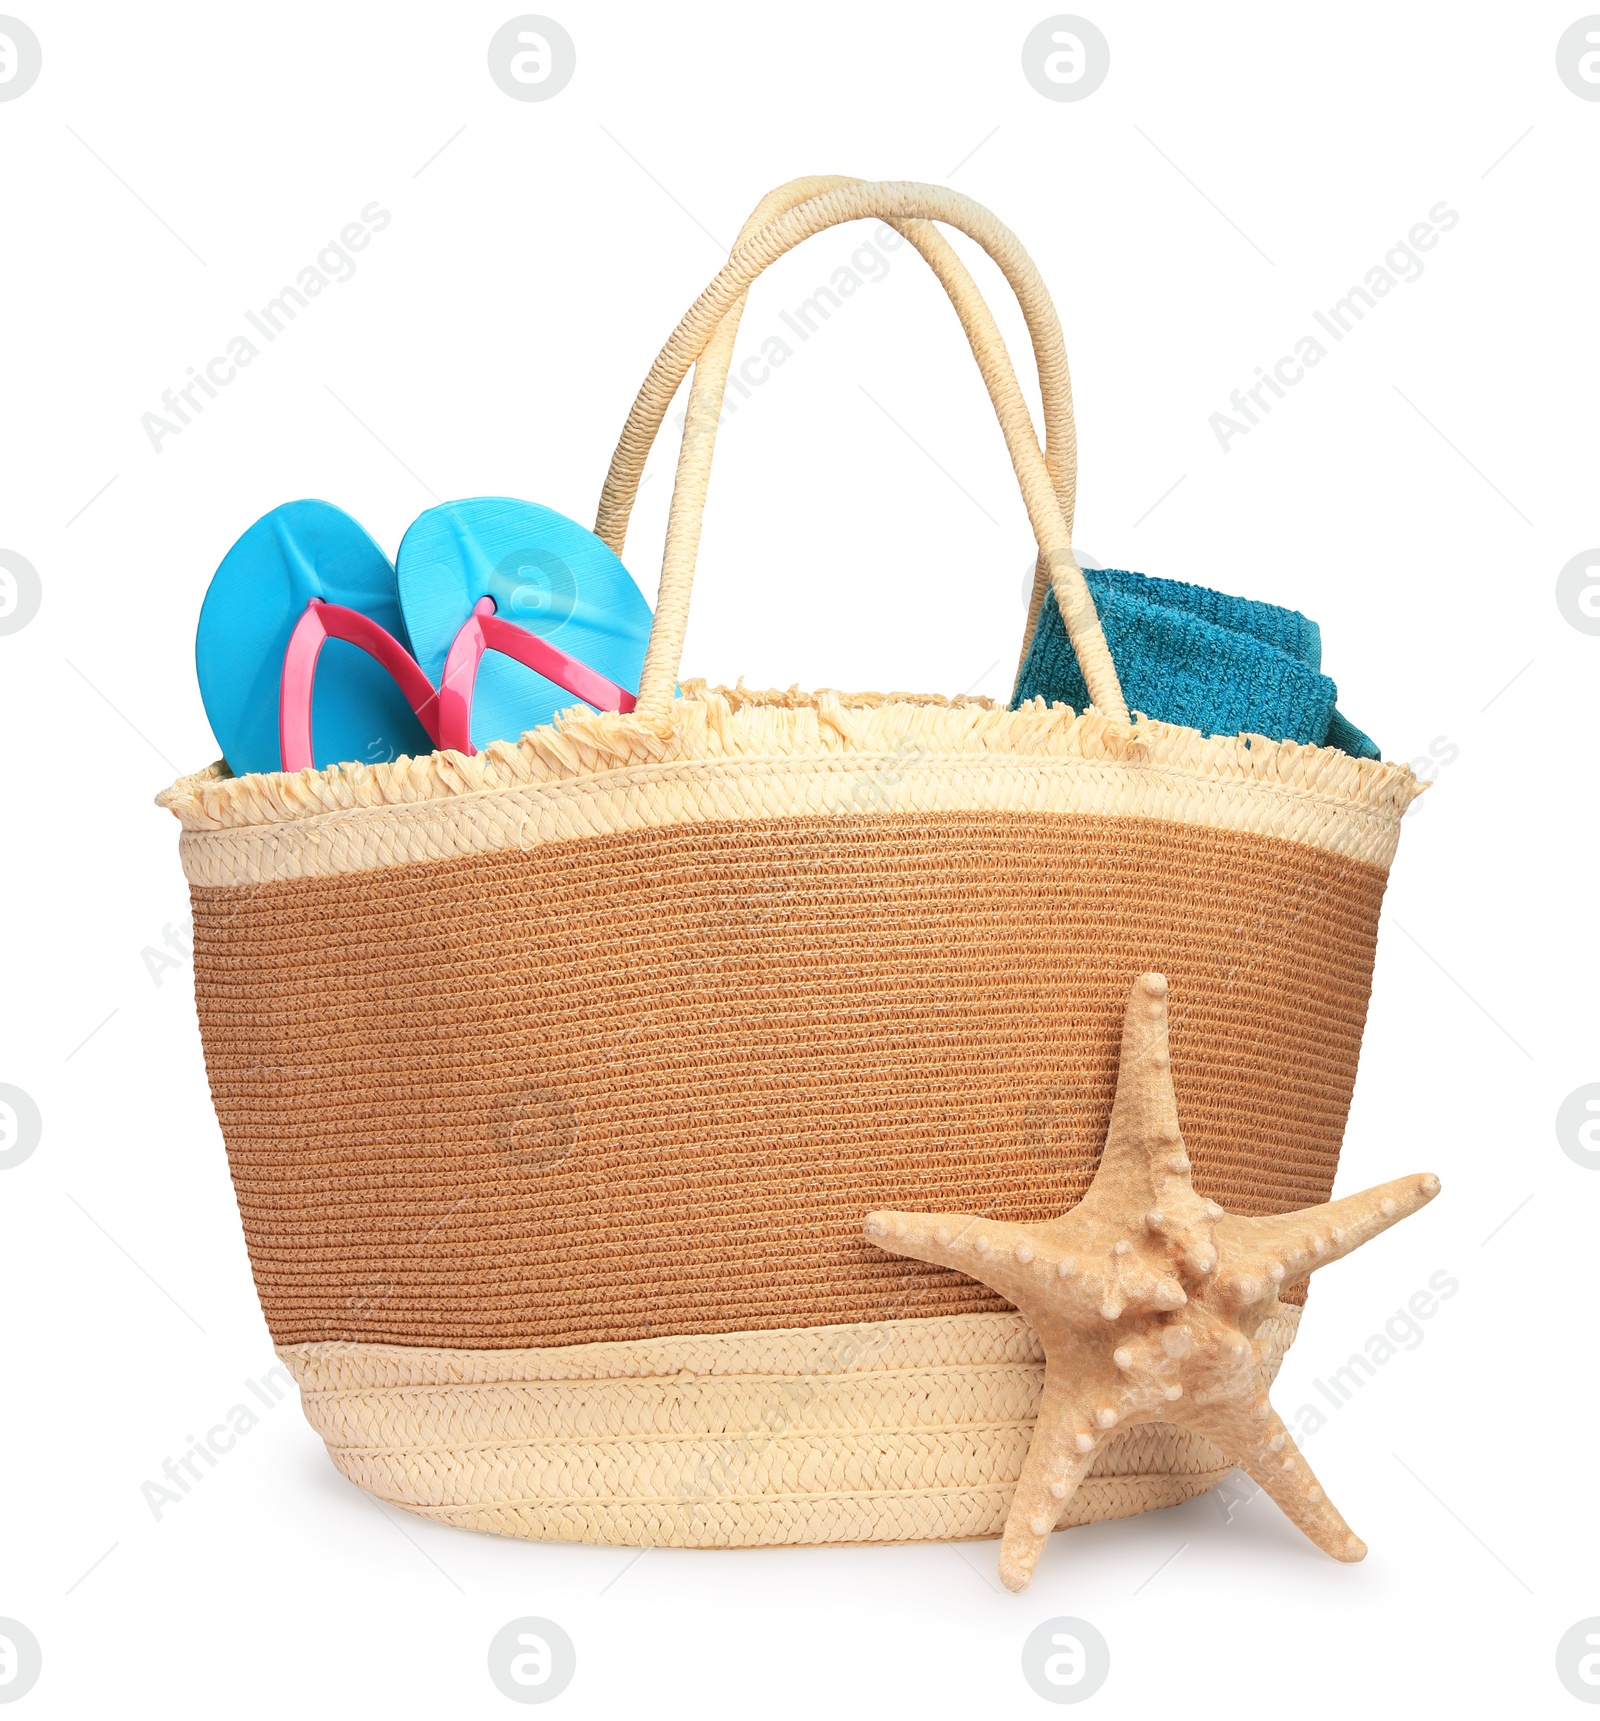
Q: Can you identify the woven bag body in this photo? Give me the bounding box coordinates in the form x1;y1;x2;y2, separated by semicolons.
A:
161;180;1419;1549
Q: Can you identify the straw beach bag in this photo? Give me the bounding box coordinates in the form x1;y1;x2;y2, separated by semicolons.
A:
160;178;1421;1549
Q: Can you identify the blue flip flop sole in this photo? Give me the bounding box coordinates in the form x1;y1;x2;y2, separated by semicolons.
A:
196;499;434;776
396;498;653;752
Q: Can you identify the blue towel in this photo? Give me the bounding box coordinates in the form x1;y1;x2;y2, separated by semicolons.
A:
1012;567;1379;760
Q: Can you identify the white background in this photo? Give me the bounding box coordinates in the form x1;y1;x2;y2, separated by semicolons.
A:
2;2;1597;1715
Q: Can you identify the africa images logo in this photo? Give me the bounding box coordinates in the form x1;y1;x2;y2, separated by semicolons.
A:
0;15;42;102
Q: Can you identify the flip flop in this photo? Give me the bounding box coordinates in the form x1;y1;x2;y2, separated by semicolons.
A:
396;498;652;753
196;499;436;776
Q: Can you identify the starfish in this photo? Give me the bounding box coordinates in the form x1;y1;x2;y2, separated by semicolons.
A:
864;971;1440;1593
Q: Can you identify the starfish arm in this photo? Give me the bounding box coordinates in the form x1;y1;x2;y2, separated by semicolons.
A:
998;1365;1105;1593
863;1209;1033;1292
1093;972;1186;1192
1217;1172;1441;1288
864;1210;1108;1315
1196;1402;1366;1562
863;1209;1001;1261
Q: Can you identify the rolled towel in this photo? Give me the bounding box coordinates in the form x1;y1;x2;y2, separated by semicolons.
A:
1013;568;1379;759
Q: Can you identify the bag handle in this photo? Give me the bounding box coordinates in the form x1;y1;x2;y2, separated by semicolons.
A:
595;176;1080;686
595;180;1127;725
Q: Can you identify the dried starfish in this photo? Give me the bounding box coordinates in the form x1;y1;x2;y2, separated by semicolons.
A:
864;971;1440;1593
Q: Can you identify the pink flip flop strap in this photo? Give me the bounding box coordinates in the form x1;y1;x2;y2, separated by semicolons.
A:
278;599;442;772
437;598;637;755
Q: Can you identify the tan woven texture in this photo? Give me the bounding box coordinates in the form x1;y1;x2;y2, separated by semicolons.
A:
189;799;1393;1351
281;1307;1299;1546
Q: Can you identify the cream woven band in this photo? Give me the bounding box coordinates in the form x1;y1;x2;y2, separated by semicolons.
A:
280;1306;1300;1547
159;689;1422;888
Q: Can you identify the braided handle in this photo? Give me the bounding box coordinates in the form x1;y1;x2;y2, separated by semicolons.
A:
598;180;1126;724
597;176;1078;689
